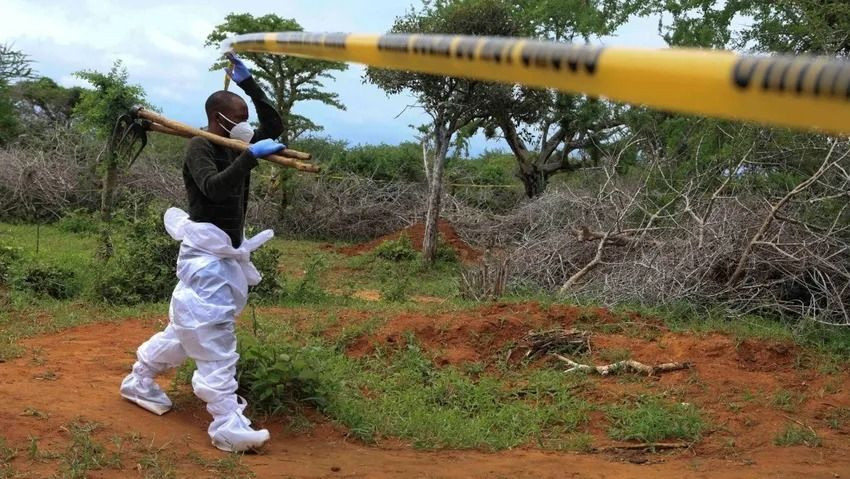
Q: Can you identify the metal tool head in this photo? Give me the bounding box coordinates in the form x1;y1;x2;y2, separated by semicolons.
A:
108;111;148;168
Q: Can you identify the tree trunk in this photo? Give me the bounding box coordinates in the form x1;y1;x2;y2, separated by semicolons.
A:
518;165;547;198
100;155;118;221
422;128;451;265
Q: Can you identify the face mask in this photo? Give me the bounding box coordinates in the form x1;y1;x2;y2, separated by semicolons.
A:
217;112;254;143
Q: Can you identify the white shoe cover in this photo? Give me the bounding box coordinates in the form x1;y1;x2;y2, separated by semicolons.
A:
209;398;269;452
120;373;173;415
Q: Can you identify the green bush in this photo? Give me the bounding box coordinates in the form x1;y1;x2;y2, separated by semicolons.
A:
94;207;179;305
374;234;418;262
56;209;101;235
14;263;78;299
0;245;21;285
249;246;284;303
236;337;337;415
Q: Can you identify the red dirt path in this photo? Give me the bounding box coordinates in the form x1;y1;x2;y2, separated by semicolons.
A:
1;311;849;478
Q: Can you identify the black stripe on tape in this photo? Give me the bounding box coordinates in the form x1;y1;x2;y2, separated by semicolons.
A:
734;54;850;100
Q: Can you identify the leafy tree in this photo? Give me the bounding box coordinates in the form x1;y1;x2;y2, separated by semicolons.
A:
330;142;425;183
0;43;34;145
656;0;850;55
205;13;347;144
366;0;520;263
73;61;149;220
477;0;647;197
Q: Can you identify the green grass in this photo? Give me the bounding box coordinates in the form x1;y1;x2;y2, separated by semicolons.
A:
606;396;705;443
825;407;850;430
188;451;255;479
774;424;821;447
58;420;122;479
771;389;806;413
0;437;17;479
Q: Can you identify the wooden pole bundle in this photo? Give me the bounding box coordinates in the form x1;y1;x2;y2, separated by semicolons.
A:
134;107;319;173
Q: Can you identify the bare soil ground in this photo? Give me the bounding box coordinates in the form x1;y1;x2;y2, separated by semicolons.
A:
2;304;849;478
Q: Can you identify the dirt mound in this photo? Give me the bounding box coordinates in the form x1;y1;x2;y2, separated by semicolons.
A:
348;302;615;365
340;221;482;262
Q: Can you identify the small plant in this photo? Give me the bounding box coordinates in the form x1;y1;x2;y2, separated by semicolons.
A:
606;396;704;443
136;443;177;479
0;437;16;479
774;424;821;447
374;234;418;261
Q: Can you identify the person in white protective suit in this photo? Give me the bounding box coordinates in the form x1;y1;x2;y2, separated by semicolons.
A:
120;52;286;452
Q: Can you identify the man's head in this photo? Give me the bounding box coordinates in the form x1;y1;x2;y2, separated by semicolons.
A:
205;90;249;137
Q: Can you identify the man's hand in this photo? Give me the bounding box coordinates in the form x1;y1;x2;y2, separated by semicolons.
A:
247;139;286;158
225;52;251;83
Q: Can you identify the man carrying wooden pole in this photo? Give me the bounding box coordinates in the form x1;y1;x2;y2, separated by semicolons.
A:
119;52;282;452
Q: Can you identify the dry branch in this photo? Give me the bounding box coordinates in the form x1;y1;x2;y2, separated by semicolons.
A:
524;329;591;359
552;354;693;376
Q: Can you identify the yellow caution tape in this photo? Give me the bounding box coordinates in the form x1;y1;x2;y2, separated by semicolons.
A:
226;32;850;136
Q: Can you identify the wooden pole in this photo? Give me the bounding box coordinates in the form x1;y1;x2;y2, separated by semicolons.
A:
135;107;319;173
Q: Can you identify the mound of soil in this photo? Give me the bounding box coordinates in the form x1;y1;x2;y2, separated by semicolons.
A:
340;221;482;263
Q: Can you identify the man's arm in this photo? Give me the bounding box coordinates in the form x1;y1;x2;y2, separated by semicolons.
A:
185;137;258;203
237;76;284;142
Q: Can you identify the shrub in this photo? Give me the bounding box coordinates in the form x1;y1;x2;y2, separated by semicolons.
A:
56;209;100;235
249;246;284;303
0;244;21;285
14;263;78;299
374;234;418;262
236;338;337;415
94;207;179;305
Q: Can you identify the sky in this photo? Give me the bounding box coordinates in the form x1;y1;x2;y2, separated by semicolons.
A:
0;0;667;154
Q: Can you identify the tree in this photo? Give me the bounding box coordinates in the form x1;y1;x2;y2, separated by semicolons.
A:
0;43;35;145
12;77;83;126
366;0;520;264
73;61;149;220
477;0;647;197
205;13;347;145
656;0;850;55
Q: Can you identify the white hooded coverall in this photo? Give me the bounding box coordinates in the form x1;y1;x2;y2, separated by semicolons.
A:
130;207;272;437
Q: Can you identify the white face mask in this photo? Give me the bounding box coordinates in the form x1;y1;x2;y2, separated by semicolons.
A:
217;112;254;143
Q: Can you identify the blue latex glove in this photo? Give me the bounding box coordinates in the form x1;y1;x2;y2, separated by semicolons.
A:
225;52;251;83
248;139;286;158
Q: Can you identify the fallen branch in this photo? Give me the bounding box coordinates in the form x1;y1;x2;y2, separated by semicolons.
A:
596;442;690;452
552;354;693;376
524;329;591;359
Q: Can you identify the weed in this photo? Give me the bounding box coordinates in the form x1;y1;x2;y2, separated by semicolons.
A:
772;389;805;412
825;407;850;430
188;451;255;479
379;265;412;303
0;437;16;479
598;348;631;364
606;396;705;443
774;424;821;447
58;420;122;479
137;441;177;479
282;255;329;304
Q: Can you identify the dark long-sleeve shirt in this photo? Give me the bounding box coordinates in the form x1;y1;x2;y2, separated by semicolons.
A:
183;77;283;248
